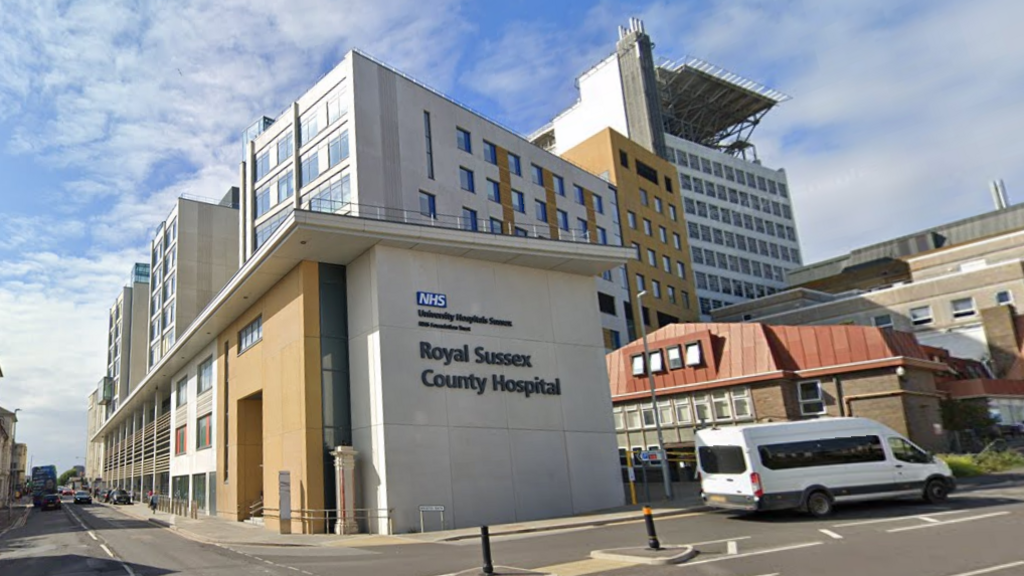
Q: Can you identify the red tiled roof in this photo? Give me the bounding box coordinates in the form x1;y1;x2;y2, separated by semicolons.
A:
608;322;946;401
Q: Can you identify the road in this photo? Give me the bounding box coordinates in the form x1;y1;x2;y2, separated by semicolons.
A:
3;485;1024;576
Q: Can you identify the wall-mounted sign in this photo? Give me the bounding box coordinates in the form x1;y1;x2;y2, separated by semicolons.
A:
418;340;562;399
416;292;513;332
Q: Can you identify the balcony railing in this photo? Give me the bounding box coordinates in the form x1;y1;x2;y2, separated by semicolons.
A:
300;195;600;245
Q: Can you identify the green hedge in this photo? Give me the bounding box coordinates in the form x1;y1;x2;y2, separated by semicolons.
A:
939;451;1024;477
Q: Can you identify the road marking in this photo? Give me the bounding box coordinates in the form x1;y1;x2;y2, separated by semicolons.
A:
887;511;1011;533
682;541;824;566
536;558;631;576
726;540;739;555
101;544;115;558
947;561;1024;576
920;516;942;523
819;529;843;539
688;535;752;546
833;509;970;527
87;530;98;540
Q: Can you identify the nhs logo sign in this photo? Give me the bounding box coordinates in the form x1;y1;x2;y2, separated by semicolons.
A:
417;291;447;308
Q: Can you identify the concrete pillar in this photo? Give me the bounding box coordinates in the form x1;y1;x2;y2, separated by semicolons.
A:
332;446;359;535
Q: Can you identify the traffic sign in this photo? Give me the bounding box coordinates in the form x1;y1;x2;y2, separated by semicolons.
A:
419;505;445;512
639;450;662;463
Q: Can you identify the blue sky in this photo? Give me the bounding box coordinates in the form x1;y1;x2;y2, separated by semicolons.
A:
2;0;1024;472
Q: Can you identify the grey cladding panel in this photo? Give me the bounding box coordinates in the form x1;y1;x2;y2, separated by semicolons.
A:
378;69;403;214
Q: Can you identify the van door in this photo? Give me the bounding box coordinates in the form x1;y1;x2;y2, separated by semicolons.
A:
887;437;933;492
698;444;753;498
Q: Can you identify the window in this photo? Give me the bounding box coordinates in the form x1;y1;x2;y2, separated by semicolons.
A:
951;297;976;318
669;204;677;221
673;233;681;250
508;153;521;176
327;90;348;124
652;280;661;299
619;150;629;168
641;405;656;427
175;426;187;455
461;207;478;231
872;314;894;328
613;410;625;431
627;211;637;229
196;356;213;394
327;130;350;168
675;397;692;424
997;290;1014;305
888;437;932;464
649;350;664;372
557;209;569;231
514;227;528;237
300;150;319;186
662;255;671;272
253;205;293;250
459;167;475;192
665;345;683;370
300;109;320;145
254;150;271;181
698;445;747;474
643;219;652;236
423;111;434;179
593;194;604;214
277;171;294;203
535;199;547;222
653;197;663;214
487;179;500;202
239;316;262;353
574;184;585;204
597;226;608;245
909;305;933;326
684;342;702;366
677;261;686;279
175;377;188;407
631;354;645;376
419;191;437;219
636;159;658;184
456;127;472;153
733;387;752;418
553;174;565;196
659;226;667;243
636;274;645;292
798;380;826;415
598;292;617;315
489;218;503;234
196;414;212;450
254;185;271;218
277;133;293;164
512;190;525;213
531;164;544;186
483;140;497;164
640;189;649;206
712;391;732;419
759;436;886;470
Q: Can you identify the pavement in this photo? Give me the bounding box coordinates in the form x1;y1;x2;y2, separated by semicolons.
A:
92;482;707;547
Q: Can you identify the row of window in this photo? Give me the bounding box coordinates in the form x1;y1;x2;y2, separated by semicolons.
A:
254;205;294;250
670;148;789;198
628;214;682;246
632;244;688;278
633;190;678;219
901;291;1013;326
696;275;779;304
151;218;178;269
174;356;214;408
688;222;801;265
685;198;797;243
633;273;687;305
613;386;754;431
456;167;604;214
693;249;787;282
174;414;212;455
239;316;262;353
682;175;793;222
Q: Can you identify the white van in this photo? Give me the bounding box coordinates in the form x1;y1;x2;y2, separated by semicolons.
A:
695;417;956;517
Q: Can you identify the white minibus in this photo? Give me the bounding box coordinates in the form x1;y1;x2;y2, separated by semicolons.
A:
695;417;956;516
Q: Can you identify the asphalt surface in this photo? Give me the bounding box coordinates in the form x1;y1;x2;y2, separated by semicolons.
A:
4;485;1024;576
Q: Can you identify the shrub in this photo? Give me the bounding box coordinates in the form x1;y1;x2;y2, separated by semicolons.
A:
939;454;983;477
974;450;1024;474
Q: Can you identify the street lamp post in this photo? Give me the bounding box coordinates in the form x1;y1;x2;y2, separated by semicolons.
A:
636;291;673;501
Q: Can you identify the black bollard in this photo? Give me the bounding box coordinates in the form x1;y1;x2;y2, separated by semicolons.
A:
643;506;660;550
480;525;494;575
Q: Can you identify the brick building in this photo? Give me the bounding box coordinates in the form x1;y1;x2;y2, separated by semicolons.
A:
607;322;958;456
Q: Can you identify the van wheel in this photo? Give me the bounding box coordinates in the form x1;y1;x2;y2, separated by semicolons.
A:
805;491;833;517
924;479;949;504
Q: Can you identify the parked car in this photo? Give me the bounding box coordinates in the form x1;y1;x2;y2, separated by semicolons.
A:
73;491;93;505
111;490;132;505
41;493;62;511
696;417;956;517
62;488;75;497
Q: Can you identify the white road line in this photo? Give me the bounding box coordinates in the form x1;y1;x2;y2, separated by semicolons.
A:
833;509;972;527
688;535;753;546
87;531;98;540
101;544;115;558
819;529;843;539
947;561;1024;576
726;540;739;555
920;516;943;523
682;541;824;566
887;511;1011;533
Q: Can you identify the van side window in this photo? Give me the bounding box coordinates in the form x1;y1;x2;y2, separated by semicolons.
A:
888;437;931;464
758;435;886;470
698;446;747;474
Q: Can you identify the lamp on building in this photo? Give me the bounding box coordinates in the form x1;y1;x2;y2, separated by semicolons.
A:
636;290;673;501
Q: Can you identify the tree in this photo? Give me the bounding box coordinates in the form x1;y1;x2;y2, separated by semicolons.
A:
940;399;997;432
58;468;78;487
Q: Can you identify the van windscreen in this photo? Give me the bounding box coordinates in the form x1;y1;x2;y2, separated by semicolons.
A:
698;446;747;474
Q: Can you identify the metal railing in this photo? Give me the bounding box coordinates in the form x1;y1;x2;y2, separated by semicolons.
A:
262;507;394;535
249;496;264;518
154;495;200;519
300;196;597;245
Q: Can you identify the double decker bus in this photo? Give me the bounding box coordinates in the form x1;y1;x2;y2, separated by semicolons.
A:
31;465;58;507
